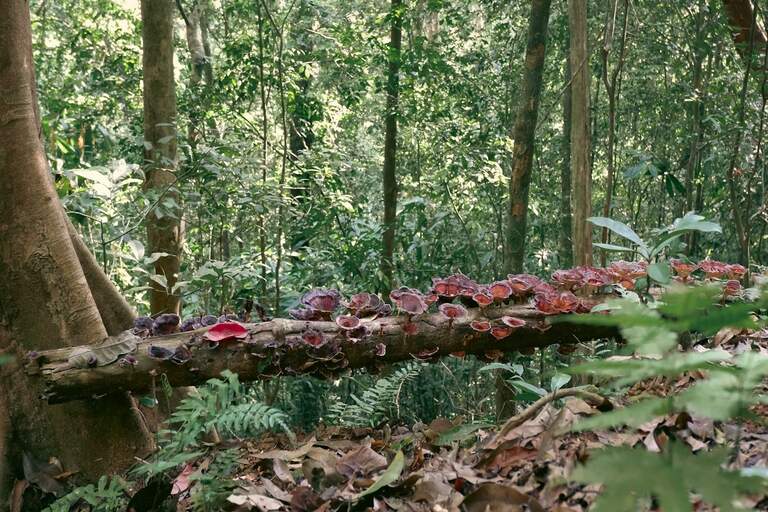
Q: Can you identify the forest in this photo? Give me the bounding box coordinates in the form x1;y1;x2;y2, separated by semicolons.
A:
3;0;768;510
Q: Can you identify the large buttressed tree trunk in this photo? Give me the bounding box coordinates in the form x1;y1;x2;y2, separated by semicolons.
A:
0;1;150;503
568;0;593;267
381;0;403;292
142;0;182;315
505;0;553;274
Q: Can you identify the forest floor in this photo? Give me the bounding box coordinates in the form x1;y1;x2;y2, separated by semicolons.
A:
150;331;768;512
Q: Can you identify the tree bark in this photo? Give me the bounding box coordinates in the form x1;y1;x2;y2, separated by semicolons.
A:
0;2;150;503
721;0;767;58
569;0;593;267
505;0;553;274
559;51;574;268
381;0;403;292
177;0;216;148
599;0;629;266
685;2;707;254
31;305;619;404
142;0;182;315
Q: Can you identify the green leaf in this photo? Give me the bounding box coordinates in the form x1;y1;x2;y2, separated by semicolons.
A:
550;373;571;392
666;211;722;235
593;242;636;254
568;350;731;385
621;325;678;355
647;262;671;284
587;217;648;255
509;379;547;398
479;362;523;375
149;274;168;289
571;443;765;511
358;450;405;498
435;422;495;446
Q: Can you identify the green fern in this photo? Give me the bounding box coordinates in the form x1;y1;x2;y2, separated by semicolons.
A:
42;476;130;512
327;361;426;427
134;370;293;478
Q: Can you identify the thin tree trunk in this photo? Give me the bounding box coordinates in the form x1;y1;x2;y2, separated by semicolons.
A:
685;3;706;254
505;0;553;274
142;0;182;315
569;0;593;266
177;0;216;148
257;4;269;300
559;50;574;268
599;0;629;266
381;0;403;292
726;1;757;266
0;2;150;503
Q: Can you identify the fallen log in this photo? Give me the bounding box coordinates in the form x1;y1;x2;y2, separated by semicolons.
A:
27;305;618;404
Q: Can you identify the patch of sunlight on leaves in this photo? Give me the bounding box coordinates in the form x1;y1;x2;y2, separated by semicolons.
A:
572;443;765;512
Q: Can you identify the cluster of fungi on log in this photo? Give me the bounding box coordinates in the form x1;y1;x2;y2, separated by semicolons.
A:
26;260;746;403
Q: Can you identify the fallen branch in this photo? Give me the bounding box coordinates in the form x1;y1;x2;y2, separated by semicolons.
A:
497;385;612;437
27;305;618;404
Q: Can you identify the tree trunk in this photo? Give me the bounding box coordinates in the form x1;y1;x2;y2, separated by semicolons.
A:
178;0;216;148
559;51;574;268
599;0;629;266
142;0;182;315
0;2;150;503
31;304;619;404
721;0;767;58
381;0;403;292
569;0;593;267
685;2;707;254
505;0;553;274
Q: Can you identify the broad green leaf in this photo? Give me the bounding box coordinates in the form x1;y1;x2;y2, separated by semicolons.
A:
148;274;168;289
358;450;405;498
587;217;648;254
510;379;547;398
593;242;636;254
479;362;523;375
665;211;722;236
647;262;671;284
550;373;571;392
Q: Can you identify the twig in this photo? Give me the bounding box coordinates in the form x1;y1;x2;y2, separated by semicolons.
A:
497;385;610;437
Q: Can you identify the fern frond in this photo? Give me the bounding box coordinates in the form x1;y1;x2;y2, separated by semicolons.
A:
327;361;426;427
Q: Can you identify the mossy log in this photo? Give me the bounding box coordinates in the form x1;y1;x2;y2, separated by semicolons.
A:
27;305;618;404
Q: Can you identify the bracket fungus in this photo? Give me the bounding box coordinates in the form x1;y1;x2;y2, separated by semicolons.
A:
488;281;512;302
470;319;492;332
335;315;361;331
152;314;180;336
301;328;327;348
500;316;526;329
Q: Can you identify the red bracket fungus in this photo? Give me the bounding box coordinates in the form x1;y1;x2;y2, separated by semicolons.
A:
204;322;249;343
335;315;361;331
488;281;512;302
671;258;698;283
301;328;327;348
471;291;494;308
438;303;468;327
470;319;492;332
500;316;526;329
